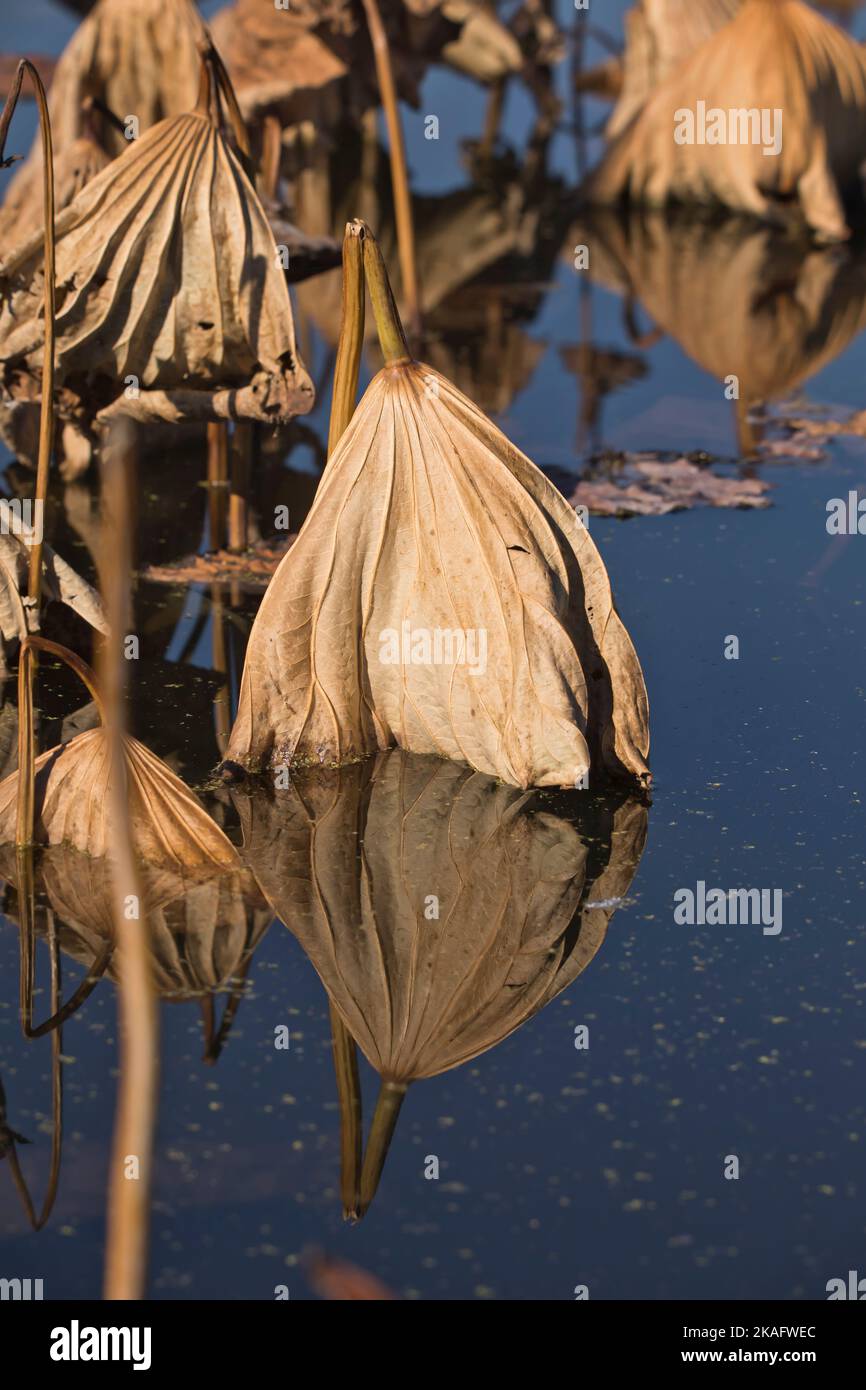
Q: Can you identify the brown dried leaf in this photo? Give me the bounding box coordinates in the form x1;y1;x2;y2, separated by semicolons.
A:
0;727;239;871
607;0;741;137
11;0;205;170
0;110;314;424
0;137;110;248
0;508;107;642
225;362;650;789
210;0;350;126
572;456;771;516
237;751;647;1081
586;0;866;240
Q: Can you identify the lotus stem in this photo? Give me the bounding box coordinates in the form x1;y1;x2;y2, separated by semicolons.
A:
0;62;57;607
358;1078;406;1217
328;222;367;456
196;42;253;180
329;1004;363;1221
361;224;412;368
229;424;253;553
207;422;229;550
260;114;282;202
100;427;158;1302
359;0;421;339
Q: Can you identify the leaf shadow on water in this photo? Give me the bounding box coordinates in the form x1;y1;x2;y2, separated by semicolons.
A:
233;749;648;1220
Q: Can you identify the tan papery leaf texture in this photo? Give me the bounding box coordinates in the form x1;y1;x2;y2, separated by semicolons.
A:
607;0;742;138
7;0;206;178
0;136;110;248
0;111;314;425
226;361;649;789
210;0;350;126
0;846;271;1001
236;752;647;1081
0;727;239;872
585;0;866;241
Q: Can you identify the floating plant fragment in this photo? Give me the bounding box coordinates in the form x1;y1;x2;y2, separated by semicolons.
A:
585;0;866;241
0;60;314;426
225;224;649;790
571;456;771;517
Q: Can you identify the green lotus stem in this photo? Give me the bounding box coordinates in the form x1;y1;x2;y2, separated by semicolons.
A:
99;432;159;1302
361;224;412;368
358;1079;407;1217
0;62;57;606
327;222;367;457
359;0;421;339
329;1004;363;1221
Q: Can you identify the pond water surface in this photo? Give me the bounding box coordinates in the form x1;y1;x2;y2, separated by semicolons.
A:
0;0;864;1301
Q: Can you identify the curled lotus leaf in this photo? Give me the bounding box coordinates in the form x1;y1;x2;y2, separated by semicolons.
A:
0;107;314;425
226;360;649;790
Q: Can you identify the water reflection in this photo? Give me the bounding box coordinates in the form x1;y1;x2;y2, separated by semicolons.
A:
236;750;648;1218
569;210;866;453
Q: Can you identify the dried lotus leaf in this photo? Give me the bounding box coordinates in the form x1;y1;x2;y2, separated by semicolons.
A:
9;0;206;176
0;136;110;247
226;361;649;789
607;0;742;138
0;111;314;424
0;726;239;872
586;0;866;241
210;0;350;126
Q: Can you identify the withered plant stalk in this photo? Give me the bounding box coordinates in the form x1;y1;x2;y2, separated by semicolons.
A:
100;429;159;1302
359;0;421;339
207;421;229;550
229;424;253;553
0;59;56;606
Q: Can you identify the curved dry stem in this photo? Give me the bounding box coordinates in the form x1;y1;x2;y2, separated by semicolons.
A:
359;0;421;339
15;636;104;851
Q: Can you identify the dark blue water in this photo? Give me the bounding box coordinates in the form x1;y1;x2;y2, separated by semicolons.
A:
0;0;864;1300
